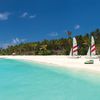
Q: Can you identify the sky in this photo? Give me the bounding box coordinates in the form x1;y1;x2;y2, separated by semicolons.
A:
0;0;100;48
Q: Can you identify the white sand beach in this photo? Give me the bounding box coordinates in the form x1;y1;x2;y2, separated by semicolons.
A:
0;55;100;73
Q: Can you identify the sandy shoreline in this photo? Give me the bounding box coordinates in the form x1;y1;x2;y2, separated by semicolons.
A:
0;55;100;74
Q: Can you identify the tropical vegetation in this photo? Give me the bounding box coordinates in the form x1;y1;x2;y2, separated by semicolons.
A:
0;29;100;55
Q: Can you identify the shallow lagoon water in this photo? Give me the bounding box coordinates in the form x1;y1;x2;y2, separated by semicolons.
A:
0;59;100;100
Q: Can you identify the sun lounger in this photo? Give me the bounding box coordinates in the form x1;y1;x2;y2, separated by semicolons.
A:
84;60;94;64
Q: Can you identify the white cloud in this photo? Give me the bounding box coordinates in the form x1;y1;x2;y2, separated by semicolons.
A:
20;12;28;18
12;38;26;44
74;24;80;30
48;32;58;37
20;12;36;19
1;38;26;49
0;12;10;21
29;14;36;19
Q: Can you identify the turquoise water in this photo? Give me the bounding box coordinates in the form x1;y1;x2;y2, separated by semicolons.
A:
0;59;100;100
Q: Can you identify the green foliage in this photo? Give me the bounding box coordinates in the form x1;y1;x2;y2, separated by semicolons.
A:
0;29;100;55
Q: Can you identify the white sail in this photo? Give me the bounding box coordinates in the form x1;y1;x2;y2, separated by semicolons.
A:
87;47;90;56
91;36;96;56
72;37;78;56
86;36;97;59
69;48;72;56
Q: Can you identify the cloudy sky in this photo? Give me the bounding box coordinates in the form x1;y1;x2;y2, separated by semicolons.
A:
0;0;100;48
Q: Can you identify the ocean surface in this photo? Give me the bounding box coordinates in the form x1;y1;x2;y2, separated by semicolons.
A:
0;59;100;100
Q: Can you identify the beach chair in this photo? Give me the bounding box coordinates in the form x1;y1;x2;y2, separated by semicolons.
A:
84;60;94;64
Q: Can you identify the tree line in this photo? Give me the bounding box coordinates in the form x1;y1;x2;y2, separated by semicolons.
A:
0;28;100;55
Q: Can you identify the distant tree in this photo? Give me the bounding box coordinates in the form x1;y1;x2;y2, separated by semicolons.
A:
0;28;100;55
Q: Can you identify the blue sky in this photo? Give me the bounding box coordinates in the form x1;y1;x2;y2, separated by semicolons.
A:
0;0;100;48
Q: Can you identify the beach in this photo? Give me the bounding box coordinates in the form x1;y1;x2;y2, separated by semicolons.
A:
0;55;100;73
